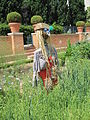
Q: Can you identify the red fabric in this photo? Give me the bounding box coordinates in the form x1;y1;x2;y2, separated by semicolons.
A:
39;56;58;87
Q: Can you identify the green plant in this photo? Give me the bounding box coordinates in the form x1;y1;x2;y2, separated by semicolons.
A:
0;58;33;69
66;39;72;57
58;52;66;66
76;21;85;27
70;41;90;59
0;24;10;36
7;12;22;23
85;21;90;27
0;24;34;44
86;7;90;22
52;22;63;34
20;25;34;44
0;58;90;120
31;15;43;24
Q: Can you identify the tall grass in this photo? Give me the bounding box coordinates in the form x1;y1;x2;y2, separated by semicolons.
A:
0;58;90;120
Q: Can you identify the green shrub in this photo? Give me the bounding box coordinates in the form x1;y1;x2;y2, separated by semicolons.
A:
20;25;34;44
85;21;90;27
0;24;34;44
0;24;10;36
76;21;85;27
66;39;72;57
52;22;63;34
7;12;22;23
70;41;90;59
58;52;66;66
31;15;43;24
86;7;90;22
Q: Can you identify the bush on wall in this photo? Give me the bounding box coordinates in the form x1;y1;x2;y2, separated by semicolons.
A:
31;15;43;24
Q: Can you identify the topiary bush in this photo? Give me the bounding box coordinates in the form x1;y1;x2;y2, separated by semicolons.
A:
85;21;90;27
76;21;85;27
7;12;22;23
31;15;43;24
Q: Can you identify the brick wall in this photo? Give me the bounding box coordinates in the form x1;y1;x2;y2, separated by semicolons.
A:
8;33;24;54
0;36;12;56
32;33;80;50
0;33;24;56
51;34;79;49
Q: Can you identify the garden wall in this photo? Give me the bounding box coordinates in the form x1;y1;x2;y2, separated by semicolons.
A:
51;34;79;50
0;36;12;56
0;33;85;57
32;33;80;50
0;33;24;57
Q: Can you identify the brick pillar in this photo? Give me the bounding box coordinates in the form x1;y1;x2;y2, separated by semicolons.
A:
8;33;24;55
76;32;84;42
31;33;39;49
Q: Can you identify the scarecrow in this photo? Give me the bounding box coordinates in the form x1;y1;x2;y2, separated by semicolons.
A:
32;23;59;90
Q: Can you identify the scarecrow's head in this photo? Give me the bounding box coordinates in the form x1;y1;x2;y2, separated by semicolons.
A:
42;26;53;39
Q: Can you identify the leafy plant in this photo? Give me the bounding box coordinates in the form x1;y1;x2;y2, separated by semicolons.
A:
0;24;10;36
86;7;90;22
58;52;66;66
0;24;34;45
76;21;85;27
52;22;63;34
7;12;22;23
0;58;90;120
31;15;43;24
85;21;90;27
20;25;34;44
70;41;90;59
66;39;72;57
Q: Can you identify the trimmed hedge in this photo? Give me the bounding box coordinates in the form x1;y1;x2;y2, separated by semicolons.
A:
76;21;85;27
0;24;10;36
31;15;43;24
85;21;90;27
7;12;22;23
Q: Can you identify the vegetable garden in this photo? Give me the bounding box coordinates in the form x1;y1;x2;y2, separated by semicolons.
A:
0;41;90;120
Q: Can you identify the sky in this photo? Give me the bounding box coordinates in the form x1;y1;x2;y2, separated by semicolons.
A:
84;0;90;10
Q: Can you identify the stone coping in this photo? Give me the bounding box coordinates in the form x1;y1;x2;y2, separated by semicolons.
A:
8;32;23;36
76;32;90;34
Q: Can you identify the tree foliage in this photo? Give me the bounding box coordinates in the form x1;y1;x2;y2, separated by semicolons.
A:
0;0;86;26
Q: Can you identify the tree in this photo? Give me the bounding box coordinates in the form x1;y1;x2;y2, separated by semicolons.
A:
86;7;90;22
0;0;23;23
0;0;86;26
68;0;86;25
57;0;69;25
